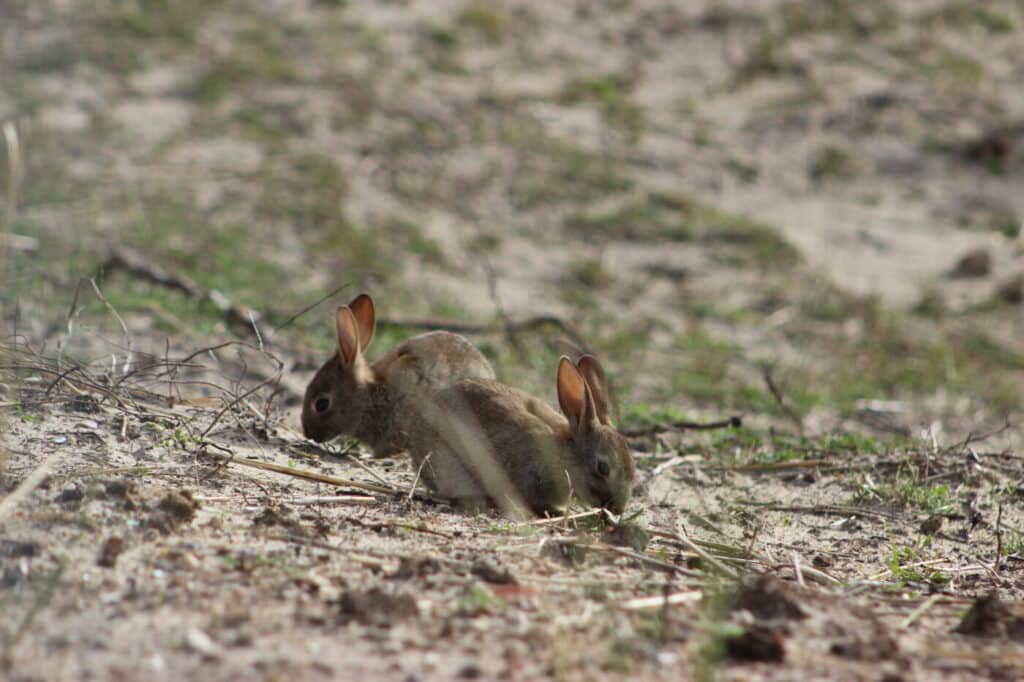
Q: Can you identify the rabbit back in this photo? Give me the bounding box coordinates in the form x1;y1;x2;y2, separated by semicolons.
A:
407;379;585;516
376;331;496;395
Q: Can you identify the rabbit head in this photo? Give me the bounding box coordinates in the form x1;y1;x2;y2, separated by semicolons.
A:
557;355;635;514
301;293;377;443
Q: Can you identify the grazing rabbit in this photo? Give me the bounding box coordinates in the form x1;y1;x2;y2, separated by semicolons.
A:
301;293;496;456
406;355;635;517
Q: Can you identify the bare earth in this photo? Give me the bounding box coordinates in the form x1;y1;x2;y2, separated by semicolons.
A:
3;1;1024;680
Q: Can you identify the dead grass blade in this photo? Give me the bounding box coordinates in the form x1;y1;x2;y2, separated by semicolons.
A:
0;452;58;524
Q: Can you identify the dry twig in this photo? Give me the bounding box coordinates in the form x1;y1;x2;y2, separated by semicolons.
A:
622;415;742;437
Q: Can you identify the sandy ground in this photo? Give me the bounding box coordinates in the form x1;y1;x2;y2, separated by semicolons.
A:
3;0;1024;680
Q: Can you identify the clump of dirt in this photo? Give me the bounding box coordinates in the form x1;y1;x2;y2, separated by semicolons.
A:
96;536;125;568
607;521;650;551
733;574;807;621
252;504;305;535
0;540;40;559
470;559;515;584
104;479;139;510
145;490;199;533
955;592;1024;641
540;538;588;567
337;588;419;626
391;555;442;579
54;483;83;505
725;623;786;663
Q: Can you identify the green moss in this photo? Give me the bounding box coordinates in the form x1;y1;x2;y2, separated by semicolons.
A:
561;74;646;140
457;3;506;42
185;26;298;105
568;258;615;289
104;0;206;44
931;51;985;89
566;192;800;268
887;537;951;585
809;145;861;182
926;3;1016;33
507;139;633;209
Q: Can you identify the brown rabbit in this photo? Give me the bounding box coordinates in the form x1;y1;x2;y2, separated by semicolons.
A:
406;355;635;517
301;293;496;456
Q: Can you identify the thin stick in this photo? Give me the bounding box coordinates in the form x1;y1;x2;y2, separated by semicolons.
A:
672;525;740;579
518;508;605;527
274;282;351;330
622;415;742;437
798;564;842;586
900;594;943;629
214;453;446;503
408;452;431;501
620;590;703;611
564;542;703;577
733;501;899;521
213;455;395;495
0;453;58;523
763;367;803;433
262;533;389;569
792;551;805;587
239;495;376;506
89;278;133;375
714;459;829;473
995;502;1004;573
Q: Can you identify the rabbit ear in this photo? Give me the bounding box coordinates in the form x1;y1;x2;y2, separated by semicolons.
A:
557;356;596;435
348;293;376;351
335;306;361;367
575;355;609;425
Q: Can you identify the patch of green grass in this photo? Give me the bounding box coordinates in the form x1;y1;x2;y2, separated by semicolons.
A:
421;24;466;74
233;107;298;145
466;232;502;255
457;3;506;42
621;403;690;428
809;145;861;182
699;427;898;467
561;74;646;140
856;468;957;514
126;200;292;298
1004;530;1024;556
887;536;951;586
782;1;900;37
371;217;448;268
185;25;298;105
256;153;347;231
930;50;985;89
457;584;506;615
566;192;800;269
506;138;633;209
65;0;215;74
798;287;856;322
823;301;1024;414
103;0;206;45
568;258;615;289
925;3;1016;33
734;2;899;84
734;35;806;83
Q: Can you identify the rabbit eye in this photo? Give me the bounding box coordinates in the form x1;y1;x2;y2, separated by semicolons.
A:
595;458;610;477
314;397;330;413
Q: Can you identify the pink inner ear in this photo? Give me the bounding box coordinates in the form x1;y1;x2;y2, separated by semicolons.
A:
577;356;610;425
335;307;360;366
348;293;375;351
556;357;589;430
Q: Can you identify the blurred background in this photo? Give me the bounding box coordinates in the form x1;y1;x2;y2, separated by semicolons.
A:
2;0;1022;444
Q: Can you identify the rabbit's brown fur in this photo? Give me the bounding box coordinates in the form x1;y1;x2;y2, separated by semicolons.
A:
301;294;495;456
405;356;634;517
